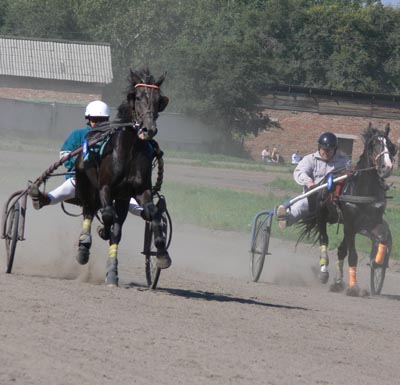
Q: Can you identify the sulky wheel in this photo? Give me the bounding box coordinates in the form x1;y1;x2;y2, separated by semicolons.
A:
144;209;172;289
249;214;271;282
4;201;20;273
370;226;392;295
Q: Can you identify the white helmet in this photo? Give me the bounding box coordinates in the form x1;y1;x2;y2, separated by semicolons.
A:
84;100;110;119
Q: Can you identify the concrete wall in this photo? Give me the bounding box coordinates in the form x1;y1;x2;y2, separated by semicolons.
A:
0;98;222;152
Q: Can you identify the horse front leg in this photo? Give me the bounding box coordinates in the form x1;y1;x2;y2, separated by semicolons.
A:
77;208;93;265
345;231;361;296
330;236;347;292
318;218;329;284
104;200;129;287
369;222;390;266
97;185;114;241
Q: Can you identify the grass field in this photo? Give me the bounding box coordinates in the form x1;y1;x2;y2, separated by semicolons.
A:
161;151;400;261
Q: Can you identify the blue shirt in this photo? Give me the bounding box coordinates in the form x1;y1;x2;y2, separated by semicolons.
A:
60;124;90;175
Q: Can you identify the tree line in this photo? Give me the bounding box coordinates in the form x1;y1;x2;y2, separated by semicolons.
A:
1;0;400;140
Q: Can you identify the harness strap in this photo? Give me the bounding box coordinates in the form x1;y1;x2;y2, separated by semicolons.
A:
338;195;379;204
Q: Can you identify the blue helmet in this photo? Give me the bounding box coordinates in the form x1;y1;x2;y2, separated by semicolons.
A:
318;132;338;150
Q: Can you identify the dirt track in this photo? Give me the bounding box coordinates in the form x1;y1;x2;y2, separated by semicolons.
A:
1;150;400;385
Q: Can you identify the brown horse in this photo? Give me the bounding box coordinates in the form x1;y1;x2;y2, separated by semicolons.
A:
74;67;170;286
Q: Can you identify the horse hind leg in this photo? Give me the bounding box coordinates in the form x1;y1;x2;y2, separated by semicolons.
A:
104;202;129;287
77;216;92;265
318;227;329;284
142;201;171;269
152;218;171;269
330;238;347;293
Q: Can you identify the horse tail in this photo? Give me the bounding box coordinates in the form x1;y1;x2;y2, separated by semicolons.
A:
296;216;320;247
295;193;323;247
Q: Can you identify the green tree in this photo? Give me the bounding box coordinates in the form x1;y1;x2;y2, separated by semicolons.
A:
1;0;400;147
1;0;83;40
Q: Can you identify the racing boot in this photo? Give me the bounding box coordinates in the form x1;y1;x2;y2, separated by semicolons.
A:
276;205;288;230
330;260;345;292
105;255;119;287
29;184;51;210
319;245;329;284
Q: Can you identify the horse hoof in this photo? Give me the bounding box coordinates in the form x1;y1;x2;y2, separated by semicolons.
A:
329;280;345;293
157;252;172;269
361;289;370;297
319;270;329;284
76;244;90;265
346;285;360;297
97;226;109;240
105;272;119;287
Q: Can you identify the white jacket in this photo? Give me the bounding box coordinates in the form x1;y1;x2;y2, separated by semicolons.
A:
293;150;350;190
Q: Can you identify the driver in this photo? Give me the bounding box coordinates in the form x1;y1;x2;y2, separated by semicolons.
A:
275;132;350;280
29;100;143;216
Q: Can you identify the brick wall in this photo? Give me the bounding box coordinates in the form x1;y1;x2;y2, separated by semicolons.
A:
245;109;400;166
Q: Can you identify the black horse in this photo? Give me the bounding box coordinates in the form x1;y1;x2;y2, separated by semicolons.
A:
299;123;397;295
74;67;170;287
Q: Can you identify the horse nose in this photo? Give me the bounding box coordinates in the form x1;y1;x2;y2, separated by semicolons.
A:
146;120;158;137
139;122;157;139
379;160;392;178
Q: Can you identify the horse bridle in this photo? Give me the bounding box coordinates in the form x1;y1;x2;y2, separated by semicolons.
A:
364;133;394;181
370;135;389;162
132;83;160;135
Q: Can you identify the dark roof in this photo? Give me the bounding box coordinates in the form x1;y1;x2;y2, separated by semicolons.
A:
0;36;113;84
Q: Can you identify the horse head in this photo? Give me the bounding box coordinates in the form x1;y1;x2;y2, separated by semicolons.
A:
125;67;169;140
364;123;397;179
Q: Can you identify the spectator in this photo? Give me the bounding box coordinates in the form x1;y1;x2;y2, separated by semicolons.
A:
291;150;302;164
271;147;280;163
261;146;272;163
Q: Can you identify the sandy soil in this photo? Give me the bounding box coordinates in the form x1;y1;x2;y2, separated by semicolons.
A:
1;150;400;385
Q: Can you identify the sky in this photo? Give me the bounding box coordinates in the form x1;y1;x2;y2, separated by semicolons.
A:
382;0;400;6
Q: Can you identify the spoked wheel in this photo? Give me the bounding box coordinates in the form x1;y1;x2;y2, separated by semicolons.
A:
249;213;272;282
370;227;392;295
144;209;172;289
4;202;20;273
